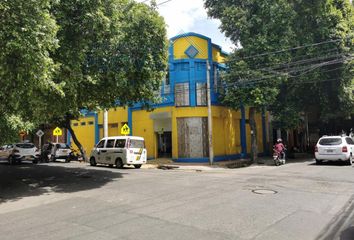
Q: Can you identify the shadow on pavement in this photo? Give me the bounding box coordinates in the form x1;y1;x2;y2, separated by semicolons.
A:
259;157;314;166
341;227;354;240
308;161;353;166
0;160;125;203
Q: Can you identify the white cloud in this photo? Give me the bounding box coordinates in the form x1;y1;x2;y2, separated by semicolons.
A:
157;0;207;36
139;0;234;52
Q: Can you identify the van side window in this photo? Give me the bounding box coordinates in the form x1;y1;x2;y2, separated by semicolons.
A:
96;140;105;148
115;139;126;148
106;139;115;148
129;139;145;148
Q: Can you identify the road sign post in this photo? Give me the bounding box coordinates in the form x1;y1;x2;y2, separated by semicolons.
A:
53;127;62;143
36;130;44;149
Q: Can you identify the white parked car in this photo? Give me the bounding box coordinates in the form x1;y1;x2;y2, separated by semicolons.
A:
8;143;40;164
90;136;147;168
51;143;72;162
315;136;354;165
0;144;13;159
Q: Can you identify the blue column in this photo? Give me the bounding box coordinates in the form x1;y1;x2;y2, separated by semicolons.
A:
67;129;71;146
190;60;196;107
128;107;133;136
240;105;247;157
94;112;99;144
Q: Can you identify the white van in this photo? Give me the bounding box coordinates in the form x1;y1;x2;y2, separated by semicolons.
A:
89;136;147;168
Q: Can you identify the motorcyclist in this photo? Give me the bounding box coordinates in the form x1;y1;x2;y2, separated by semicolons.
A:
40;141;53;162
274;138;286;159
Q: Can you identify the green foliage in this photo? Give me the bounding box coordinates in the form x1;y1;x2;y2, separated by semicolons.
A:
0;114;35;144
205;0;297;111
0;0;167;146
42;0;167;125
0;0;59;116
205;0;354;128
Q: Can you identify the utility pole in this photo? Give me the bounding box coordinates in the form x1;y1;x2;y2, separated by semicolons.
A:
206;60;214;165
103;110;108;138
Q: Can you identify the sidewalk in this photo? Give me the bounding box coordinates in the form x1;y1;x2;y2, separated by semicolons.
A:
144;154;314;171
144;158;255;171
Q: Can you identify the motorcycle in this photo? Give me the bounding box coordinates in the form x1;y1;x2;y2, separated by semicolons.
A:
273;149;286;166
68;148;83;162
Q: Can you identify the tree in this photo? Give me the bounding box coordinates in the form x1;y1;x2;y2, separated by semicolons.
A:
205;0;354;162
40;0;167;160
283;0;354;124
0;0;59;142
205;0;297;162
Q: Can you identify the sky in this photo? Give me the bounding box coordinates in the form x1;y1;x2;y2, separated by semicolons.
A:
139;0;234;52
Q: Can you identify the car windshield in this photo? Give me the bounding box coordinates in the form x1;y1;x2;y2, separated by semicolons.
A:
15;143;35;148
129;139;144;148
56;143;70;149
319;138;342;145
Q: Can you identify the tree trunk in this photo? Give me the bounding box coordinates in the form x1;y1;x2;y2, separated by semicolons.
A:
64;118;88;162
249;107;258;163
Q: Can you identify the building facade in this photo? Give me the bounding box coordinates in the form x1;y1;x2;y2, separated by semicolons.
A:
69;32;269;162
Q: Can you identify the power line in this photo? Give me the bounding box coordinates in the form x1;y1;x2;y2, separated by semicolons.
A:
139;0;174;6
226;35;354;62
157;62;352;97
157;0;174;6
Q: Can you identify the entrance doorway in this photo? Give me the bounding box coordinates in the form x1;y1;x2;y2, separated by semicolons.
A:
157;132;172;158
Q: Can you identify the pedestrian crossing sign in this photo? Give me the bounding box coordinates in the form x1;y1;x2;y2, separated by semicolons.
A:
121;124;130;135
53;127;62;136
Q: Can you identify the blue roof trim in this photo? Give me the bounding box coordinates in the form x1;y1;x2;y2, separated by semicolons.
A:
170;32;211;42
211;43;222;50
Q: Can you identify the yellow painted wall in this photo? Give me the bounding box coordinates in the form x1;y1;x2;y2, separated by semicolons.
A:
172;106;243;158
214;108;242;156
212;47;227;63
71;117;95;155
72;105;267;160
97;108;128;138
97;108;128;125
108;124;119;136
132;107;174;159
132;110;157;159
244;108;264;153
173;36;208;60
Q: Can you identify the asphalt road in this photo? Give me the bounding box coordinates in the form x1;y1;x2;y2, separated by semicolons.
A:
0;159;354;240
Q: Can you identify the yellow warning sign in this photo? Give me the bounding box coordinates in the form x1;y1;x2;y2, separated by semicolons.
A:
53;127;62;136
121;124;130;135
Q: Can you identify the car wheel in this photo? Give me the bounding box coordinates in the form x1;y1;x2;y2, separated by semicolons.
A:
33;160;38;164
315;159;322;165
134;164;142;169
347;154;352;165
90;157;97;166
8;156;15;165
115;158;123;169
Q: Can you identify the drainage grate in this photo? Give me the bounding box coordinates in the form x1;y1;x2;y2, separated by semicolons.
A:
252;189;278;195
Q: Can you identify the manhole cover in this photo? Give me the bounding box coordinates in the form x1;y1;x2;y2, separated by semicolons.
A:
252;189;278;195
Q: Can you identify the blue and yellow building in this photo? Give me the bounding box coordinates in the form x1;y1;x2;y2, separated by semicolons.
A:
70;32;268;162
